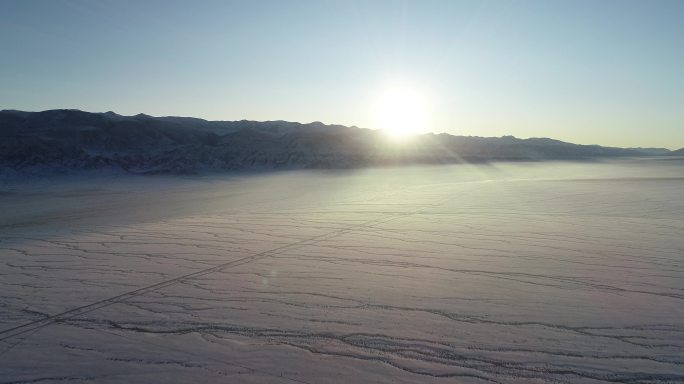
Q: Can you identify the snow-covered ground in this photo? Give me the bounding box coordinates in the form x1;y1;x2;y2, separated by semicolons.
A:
1;159;683;383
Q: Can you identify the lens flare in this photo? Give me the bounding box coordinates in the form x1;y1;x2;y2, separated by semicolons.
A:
374;86;429;139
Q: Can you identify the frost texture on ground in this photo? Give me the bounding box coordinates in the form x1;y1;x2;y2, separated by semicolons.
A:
1;159;683;383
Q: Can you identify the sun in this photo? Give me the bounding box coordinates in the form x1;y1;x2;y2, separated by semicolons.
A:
374;86;429;139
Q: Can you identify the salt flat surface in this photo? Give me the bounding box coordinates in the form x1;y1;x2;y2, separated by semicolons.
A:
1;159;683;383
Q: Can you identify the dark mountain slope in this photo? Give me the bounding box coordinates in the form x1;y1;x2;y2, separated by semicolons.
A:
0;109;670;175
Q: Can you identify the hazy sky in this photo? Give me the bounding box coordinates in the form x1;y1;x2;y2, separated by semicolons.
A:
1;0;683;148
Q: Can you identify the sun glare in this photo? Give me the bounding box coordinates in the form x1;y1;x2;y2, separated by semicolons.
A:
374;86;429;139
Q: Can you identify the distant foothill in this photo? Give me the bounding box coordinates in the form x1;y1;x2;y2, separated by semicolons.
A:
0;109;679;176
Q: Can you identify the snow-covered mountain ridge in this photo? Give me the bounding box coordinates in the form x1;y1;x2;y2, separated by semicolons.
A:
0;109;675;175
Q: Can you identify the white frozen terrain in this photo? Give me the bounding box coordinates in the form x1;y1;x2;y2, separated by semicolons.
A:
1;158;683;383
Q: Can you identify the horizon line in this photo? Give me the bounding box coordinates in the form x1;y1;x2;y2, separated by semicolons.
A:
3;107;681;151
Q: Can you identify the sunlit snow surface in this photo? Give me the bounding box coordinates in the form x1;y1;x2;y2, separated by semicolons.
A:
1;159;683;383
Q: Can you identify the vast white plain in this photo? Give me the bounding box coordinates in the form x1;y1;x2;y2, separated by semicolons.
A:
1;158;683;383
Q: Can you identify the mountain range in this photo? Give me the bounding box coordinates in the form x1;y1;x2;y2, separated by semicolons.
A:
0;109;680;176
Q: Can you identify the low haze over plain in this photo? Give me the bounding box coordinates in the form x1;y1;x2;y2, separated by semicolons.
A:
1;0;682;148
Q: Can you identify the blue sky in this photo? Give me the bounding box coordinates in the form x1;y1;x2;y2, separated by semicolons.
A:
1;0;682;148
